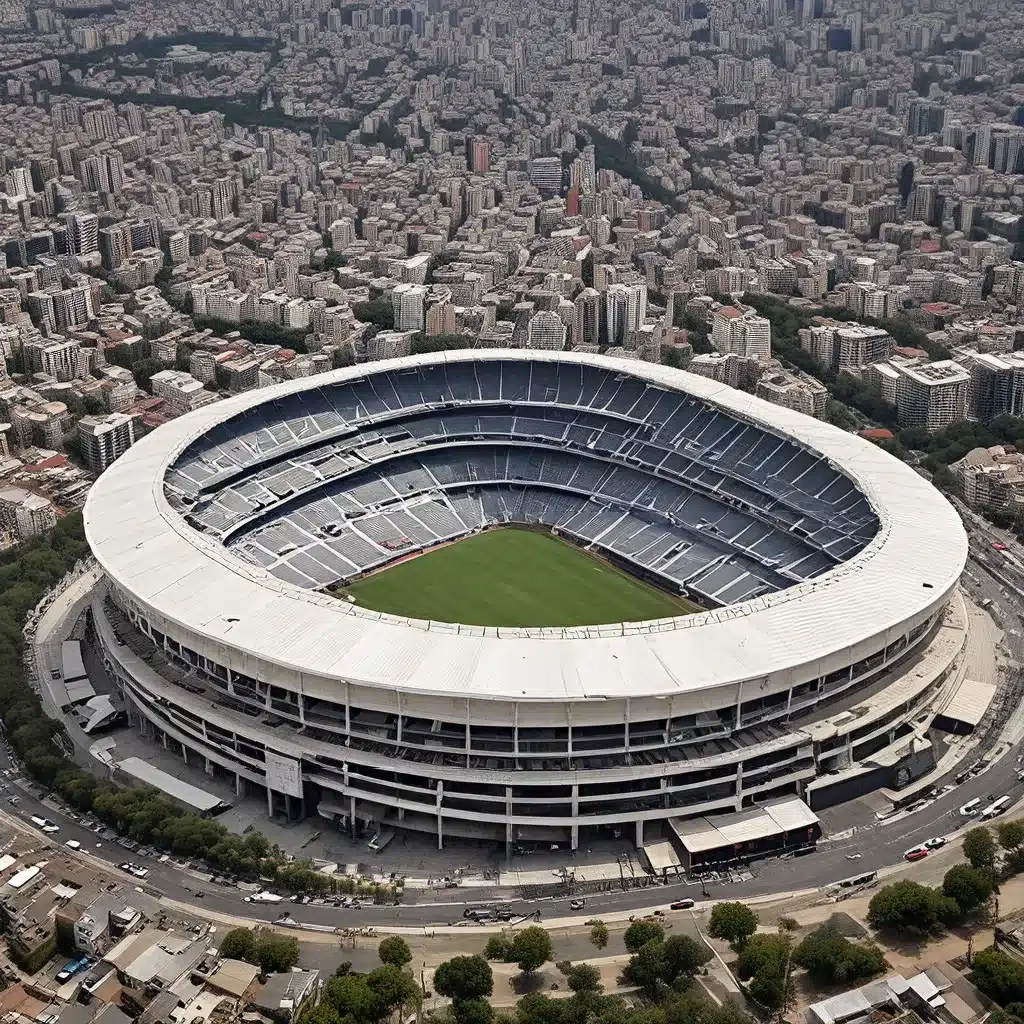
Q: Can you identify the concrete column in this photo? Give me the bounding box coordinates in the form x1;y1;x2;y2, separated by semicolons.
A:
571;785;579;851
161;730;168;750
635;818;644;848
235;773;243;797
266;787;274;818
205;757;213;776
437;813;443;850
181;741;188;765
349;796;357;840
505;821;513;865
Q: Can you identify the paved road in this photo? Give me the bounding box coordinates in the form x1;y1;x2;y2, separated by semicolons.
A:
7;518;1024;931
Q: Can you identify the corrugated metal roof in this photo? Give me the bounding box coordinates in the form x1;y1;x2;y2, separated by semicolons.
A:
84;350;968;704
940;678;997;727
115;756;225;812
671;797;820;853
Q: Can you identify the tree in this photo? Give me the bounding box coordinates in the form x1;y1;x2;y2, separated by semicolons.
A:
255;929;300;973
484;934;514;961
324;974;382;1022
973;948;1024;1005
623;919;664;954
1000;821;1024;852
588;921;609;951
511;926;553;974
737;934;792;1011
131;356;165;393
867;880;945;937
219;927;256;962
622;939;667;995
452;998;493;1024
942;863;995;916
964;827;997;870
366;964;418;1017
662;934;713;983
707;902;758;950
433;956;494;1002
378;936;412;967
558;961;602;993
793;925;886;985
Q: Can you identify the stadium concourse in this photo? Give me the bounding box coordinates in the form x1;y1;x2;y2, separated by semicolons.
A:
83;350;970;866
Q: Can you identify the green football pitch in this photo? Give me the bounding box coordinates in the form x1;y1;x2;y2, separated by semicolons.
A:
337;527;701;628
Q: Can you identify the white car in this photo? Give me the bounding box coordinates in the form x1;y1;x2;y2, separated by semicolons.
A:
924;837;947;849
64;840;81;850
118;862;149;879
31;815;59;833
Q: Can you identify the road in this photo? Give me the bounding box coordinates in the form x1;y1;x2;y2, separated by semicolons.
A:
7;516;1024;931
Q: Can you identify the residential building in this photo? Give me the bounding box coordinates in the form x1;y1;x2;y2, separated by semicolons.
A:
77;413;138;474
893;360;971;432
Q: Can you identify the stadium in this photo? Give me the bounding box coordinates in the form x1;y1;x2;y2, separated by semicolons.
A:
85;350;969;865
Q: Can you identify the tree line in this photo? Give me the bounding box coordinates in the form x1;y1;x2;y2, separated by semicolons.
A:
0;513;367;893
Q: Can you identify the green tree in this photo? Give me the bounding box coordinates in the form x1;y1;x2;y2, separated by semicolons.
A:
623;919;665;954
131;356;165;392
622;939;667;995
942;863;995;916
255;929;300;973
707;902;758;950
737;934;792;1011
973;948;1024;1005
324;974;381;1022
366;964;418;1017
484;934;514;961
661;934;713;983
433;956;494;1001
511;926;553;974
588;921;609;950
867;880;945;937
558;961;602;993
793;925;886;984
452;998;493;1024
378;936;412;967
1000;821;1024;852
964;827;997;870
219;927;256;962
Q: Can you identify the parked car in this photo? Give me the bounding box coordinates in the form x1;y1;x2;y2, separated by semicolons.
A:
924;837;947;849
64;840;81;850
670;898;696;910
904;847;929;862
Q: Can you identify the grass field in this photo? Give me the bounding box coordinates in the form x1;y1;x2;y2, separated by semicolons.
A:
338;528;700;628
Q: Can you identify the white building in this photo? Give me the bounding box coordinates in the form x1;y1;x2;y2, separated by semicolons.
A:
710;306;771;361
77;413;138;474
893;360;971;432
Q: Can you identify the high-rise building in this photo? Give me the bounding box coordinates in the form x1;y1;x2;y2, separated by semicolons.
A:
470;137;490;174
526;310;567;351
66;213;99;257
572;288;601;348
710;306;772;360
605;282;647;346
528;156;562;196
893;360;970;432
77;412;138;474
391;283;427;332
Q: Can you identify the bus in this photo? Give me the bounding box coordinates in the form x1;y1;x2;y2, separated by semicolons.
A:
981;796;1012;820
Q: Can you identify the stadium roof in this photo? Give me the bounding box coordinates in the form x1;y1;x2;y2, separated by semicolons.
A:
84;350;967;704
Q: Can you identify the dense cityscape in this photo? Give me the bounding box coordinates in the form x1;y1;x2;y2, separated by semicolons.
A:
3;4;1024;1024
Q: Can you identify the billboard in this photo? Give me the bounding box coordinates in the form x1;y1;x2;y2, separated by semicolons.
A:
265;750;303;798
